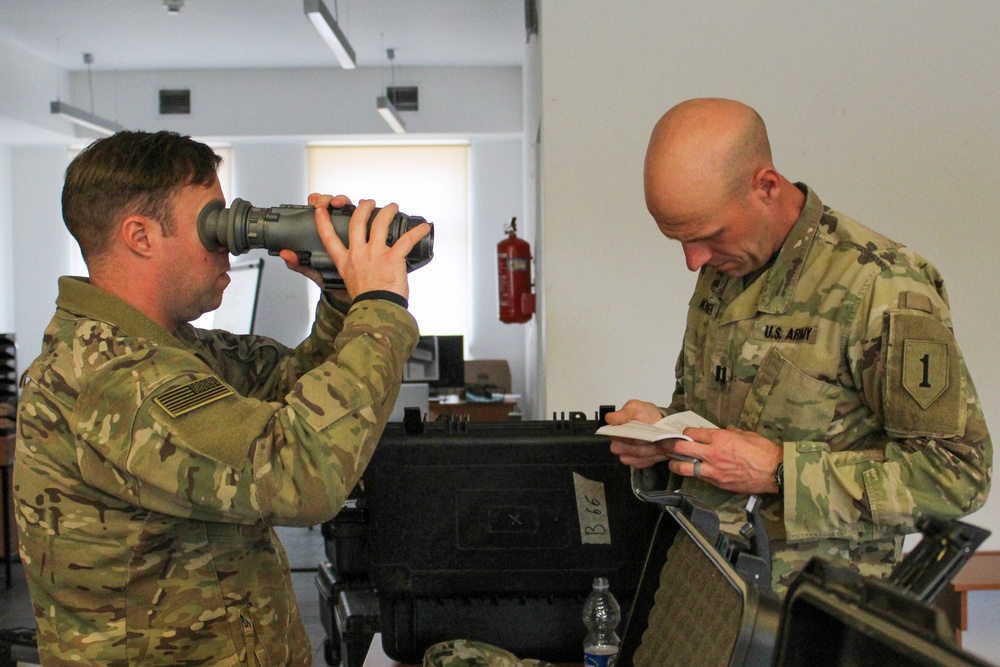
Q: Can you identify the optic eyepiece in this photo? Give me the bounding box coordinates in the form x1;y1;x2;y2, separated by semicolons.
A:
197;198;434;289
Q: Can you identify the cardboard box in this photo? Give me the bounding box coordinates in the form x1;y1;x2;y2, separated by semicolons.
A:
463;359;512;393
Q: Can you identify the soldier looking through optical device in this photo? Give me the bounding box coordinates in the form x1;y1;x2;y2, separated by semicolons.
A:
13;129;430;665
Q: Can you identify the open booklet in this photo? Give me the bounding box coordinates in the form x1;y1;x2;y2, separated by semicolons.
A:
595;410;719;462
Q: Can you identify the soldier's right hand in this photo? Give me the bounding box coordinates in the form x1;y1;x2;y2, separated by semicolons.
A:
310;194;431;300
606;399;675;469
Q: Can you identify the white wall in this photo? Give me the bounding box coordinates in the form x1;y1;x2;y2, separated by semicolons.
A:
0;39;73;144
10;146;72;368
0;146;13;334
74;66;521;138
522;29;544;421
536;1;1000;658
2;142;525;406
229;141;313;346
468;138;528;408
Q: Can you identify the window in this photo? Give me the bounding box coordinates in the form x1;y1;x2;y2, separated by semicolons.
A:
308;144;469;336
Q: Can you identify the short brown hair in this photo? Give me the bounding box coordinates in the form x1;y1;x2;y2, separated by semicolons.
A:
62;130;222;262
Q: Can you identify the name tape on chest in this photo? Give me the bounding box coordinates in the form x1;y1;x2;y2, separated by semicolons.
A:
154;376;235;418
752;322;819;344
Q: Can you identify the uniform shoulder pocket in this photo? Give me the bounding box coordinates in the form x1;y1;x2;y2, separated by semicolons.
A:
883;309;965;438
146;371;275;470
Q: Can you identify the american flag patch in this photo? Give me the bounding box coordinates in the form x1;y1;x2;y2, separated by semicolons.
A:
153;377;235;418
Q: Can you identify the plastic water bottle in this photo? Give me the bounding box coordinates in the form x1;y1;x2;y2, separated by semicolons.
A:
583;577;621;667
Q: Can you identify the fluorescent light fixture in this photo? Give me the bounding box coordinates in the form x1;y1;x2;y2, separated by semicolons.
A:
377;96;406;134
50;100;124;135
304;0;356;69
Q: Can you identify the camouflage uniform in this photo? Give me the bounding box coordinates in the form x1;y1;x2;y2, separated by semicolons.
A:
422;640;555;667
14;276;418;666
638;184;992;592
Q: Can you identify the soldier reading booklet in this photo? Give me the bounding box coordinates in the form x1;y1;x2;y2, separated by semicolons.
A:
596;411;718;462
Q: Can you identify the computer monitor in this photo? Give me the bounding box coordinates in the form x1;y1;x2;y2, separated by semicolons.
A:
388;383;430;422
403;335;464;392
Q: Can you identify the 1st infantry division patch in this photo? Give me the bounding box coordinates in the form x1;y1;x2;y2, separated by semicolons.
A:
901;339;949;409
154;376;235;418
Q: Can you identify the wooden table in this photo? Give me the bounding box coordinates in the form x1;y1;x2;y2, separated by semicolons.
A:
934;551;1000;646
427;398;518;422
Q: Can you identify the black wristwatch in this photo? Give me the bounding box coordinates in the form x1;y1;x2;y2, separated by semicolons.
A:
774;462;785;496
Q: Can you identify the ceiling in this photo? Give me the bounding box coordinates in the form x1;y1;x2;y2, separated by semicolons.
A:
0;0;527;71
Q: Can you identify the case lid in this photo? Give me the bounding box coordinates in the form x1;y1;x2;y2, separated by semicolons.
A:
775;559;993;667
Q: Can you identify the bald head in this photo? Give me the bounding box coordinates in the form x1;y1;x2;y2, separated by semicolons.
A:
644;98;772;217
643;99;804;276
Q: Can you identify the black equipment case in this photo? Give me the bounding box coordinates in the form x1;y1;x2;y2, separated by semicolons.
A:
362;411;659;663
321;497;369;579
775;558;994;667
315;560;381;667
773;514;993;667
0;628;40;667
317;491;380;667
617;487;995;667
320;405;997;667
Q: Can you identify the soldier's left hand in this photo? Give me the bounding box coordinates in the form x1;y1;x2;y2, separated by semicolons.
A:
662;426;783;495
278;193;354;298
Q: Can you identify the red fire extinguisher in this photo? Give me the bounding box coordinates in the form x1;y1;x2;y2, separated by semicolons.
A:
497;217;535;323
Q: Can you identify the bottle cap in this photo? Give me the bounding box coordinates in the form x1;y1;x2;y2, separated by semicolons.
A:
592;577;609;590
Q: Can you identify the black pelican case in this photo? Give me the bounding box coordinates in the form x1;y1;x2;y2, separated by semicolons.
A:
362;410;658;663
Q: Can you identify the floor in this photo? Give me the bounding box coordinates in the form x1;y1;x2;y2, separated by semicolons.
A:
0;526;338;667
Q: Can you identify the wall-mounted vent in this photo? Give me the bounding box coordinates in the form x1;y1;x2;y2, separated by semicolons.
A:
386;86;418;112
159;89;191;115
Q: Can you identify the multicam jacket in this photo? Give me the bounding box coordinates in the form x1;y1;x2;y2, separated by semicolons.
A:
14;276;418;666
645;185;992;592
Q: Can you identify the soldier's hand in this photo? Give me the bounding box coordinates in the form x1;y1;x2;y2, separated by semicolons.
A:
310;194;430;300
605;399;663;426
607;399;676;469
667;426;782;495
278;193;354;297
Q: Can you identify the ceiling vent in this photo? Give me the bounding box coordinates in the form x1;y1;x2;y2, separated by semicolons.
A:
159;89;191;115
386;86;418;112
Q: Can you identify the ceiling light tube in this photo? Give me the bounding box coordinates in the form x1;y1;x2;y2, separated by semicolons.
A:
377;96;406;134
50;100;124;135
304;0;356;69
